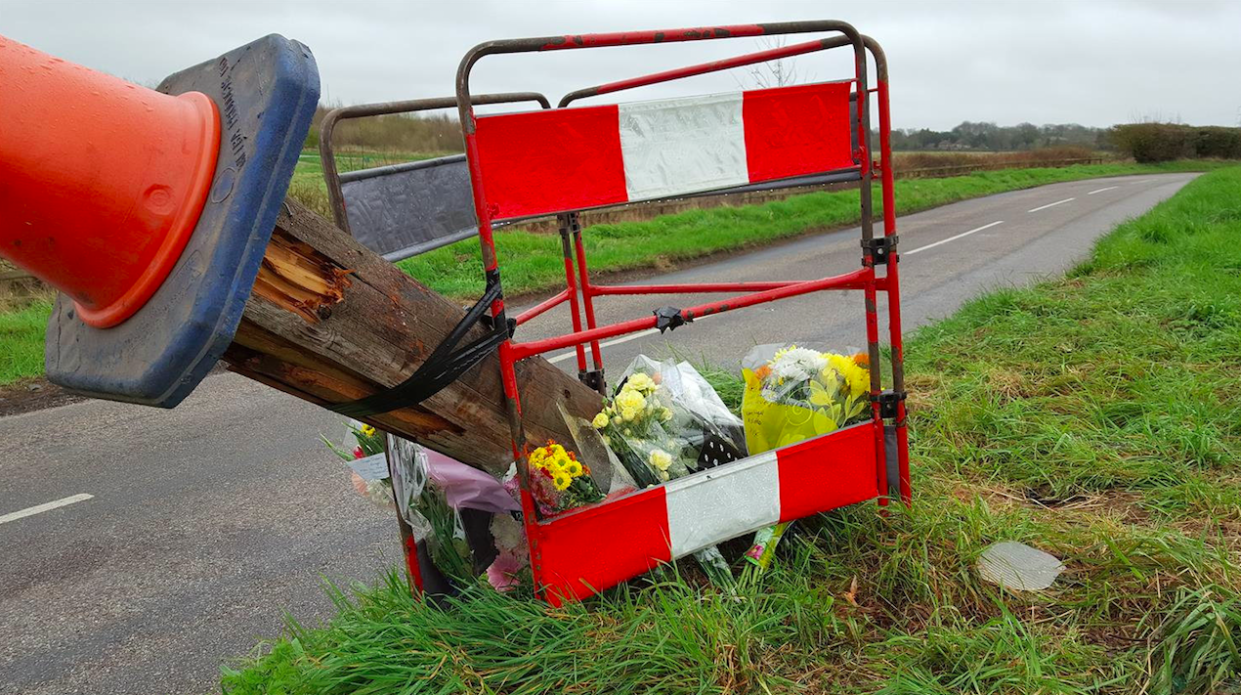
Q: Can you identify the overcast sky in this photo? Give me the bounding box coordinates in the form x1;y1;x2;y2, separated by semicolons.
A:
3;0;1238;130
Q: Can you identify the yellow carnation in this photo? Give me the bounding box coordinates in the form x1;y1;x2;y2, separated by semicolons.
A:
649;449;672;471
627;373;655;393
615;389;646;414
592;412;609;429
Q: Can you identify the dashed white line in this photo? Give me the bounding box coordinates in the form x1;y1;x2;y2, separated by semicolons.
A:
1028;198;1075;213
0;494;93;526
1087;186;1118;195
544;313;720;363
904;220;1004;256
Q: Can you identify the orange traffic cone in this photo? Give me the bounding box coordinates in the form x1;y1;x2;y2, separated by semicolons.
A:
0;33;319;407
0;35;221;327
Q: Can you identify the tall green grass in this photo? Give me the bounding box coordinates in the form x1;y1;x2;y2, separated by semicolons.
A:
223;167;1241;694
0;299;51;385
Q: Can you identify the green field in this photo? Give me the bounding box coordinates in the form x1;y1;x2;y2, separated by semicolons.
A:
0;160;1228;388
222;167;1241;693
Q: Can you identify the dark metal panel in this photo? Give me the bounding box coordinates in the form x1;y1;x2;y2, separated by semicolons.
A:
340;155;479;261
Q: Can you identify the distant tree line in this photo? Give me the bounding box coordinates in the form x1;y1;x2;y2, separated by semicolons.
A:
302;103;1241;166
305;106;462;153
1107;123;1241;163
890;121;1110;152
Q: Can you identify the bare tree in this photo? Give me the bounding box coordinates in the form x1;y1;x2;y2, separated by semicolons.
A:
735;37;812;89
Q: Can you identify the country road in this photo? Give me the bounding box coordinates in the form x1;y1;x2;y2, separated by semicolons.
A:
0;172;1196;694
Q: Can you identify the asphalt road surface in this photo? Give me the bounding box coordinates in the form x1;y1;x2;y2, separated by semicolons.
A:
0;173;1195;694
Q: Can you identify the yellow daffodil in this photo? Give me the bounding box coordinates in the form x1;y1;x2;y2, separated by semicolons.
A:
359;424;377;437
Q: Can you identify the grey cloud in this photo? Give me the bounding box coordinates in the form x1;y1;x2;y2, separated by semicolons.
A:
2;0;1237;129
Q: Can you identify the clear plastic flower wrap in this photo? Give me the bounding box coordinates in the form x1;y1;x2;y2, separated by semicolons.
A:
590;355;749;586
591;355;749;488
741;344;871;454
386;435;476;584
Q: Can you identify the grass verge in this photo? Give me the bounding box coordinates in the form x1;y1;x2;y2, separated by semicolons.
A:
0;300;51;386
0;161;1225;389
223;167;1241;693
399;160;1226;300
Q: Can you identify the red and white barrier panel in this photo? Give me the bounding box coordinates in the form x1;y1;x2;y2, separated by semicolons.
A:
531;423;878;604
473;81;858;221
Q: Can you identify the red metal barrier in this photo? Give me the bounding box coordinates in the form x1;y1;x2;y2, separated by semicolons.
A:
454;20;909;603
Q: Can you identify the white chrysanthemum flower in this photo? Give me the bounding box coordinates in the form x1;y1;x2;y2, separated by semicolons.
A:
770;346;828;384
490;514;528;558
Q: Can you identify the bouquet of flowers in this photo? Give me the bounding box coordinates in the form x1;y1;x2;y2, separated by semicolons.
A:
587;356;748;586
739;345;870;572
523;440;605;515
591;371;693;488
590;356;748;489
741;345;871;454
323;420;391;508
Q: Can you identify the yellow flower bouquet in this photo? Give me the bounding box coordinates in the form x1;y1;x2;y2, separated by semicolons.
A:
525;440;605;515
741;345;871;455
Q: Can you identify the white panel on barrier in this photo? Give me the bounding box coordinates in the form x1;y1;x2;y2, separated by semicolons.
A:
618;92;749;202
664;450;781;557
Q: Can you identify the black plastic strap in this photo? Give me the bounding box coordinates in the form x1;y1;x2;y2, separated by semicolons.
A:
330;279;509;418
654;306;687;333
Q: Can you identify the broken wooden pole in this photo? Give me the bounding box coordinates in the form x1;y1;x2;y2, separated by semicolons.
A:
222;198;603;476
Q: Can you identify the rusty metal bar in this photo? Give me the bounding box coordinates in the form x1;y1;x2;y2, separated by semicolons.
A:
558;33;885;108
591;280;803;295
558;37;838;108
318;92;550;234
456;21;868;133
513;288;570;326
509;267;873;362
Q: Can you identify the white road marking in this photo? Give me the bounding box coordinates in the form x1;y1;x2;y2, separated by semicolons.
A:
904;221;1004;256
547;329;661;364
544;313;720;364
0;493;93;526
1028;198;1075;213
1087;186;1118;195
